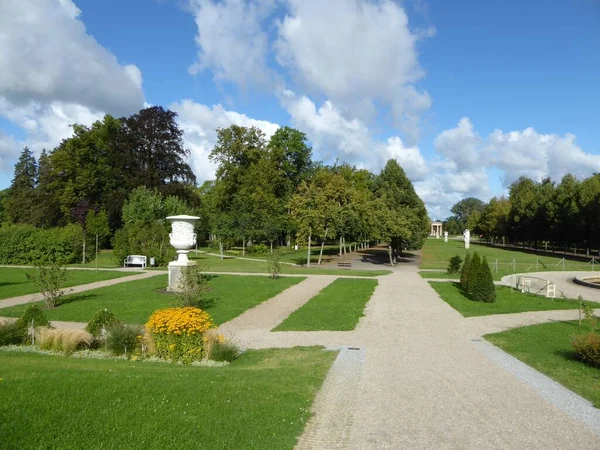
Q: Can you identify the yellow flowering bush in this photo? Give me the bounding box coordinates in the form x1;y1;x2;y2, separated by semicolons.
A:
146;307;215;363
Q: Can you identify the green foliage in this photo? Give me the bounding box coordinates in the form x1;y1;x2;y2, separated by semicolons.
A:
173;264;212;309
25;263;69;308
459;252;471;289
85;309;119;337
0;224;84;265
248;243;269;254
3;147;38;225
572;332;600;367
474;256;496;303
449;197;485;231
466;252;481;296
266;249;284;279
209;340;242;362
112;221;175;266
105;323;142;356
447;255;462;274
0;321;26;346
16;304;51;330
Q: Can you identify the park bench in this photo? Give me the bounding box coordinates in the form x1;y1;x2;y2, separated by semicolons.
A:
337;261;352;269
124;255;147;268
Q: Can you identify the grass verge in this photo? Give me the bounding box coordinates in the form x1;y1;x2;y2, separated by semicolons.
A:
0;275;303;325
0;267;142;300
274;278;378;331
486;321;600;407
0;347;337;449
429;281;597;317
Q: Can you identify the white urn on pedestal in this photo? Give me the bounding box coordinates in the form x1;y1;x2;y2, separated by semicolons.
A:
166;215;200;292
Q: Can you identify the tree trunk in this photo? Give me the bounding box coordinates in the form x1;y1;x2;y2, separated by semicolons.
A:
307;233;311;268
388;245;394;266
82;230;86;265
318;227;328;265
219;241;224;260
339;235;343;257
270;240;273;254
95;234;99;274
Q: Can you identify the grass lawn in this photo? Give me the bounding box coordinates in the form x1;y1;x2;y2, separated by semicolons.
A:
67;249;121;268
421;238;596;274
274;278;378;331
486;321;600;407
429;281;598;317
0;267;142;300
190;253;391;277
0;347;337;450
0;275;303;325
419;271;462;280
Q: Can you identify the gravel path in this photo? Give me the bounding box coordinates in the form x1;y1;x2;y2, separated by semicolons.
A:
501;271;600;302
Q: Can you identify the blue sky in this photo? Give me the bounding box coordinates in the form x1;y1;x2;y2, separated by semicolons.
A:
0;0;598;218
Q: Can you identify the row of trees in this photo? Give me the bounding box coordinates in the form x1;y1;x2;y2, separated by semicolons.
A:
444;173;600;251
0;108;430;265
198;125;429;264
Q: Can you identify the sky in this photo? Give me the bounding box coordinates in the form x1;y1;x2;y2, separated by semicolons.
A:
0;0;598;219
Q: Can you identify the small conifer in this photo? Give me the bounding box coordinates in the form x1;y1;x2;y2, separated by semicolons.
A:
460;252;472;290
467;252;481;297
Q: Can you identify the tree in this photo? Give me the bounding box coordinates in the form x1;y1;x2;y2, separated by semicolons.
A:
4;147;37;224
460;252;472;290
450;197;485;231
87;209;109;272
466;252;481;296
507;177;538;244
120;106;196;189
478;197;511;241
475;256;496;303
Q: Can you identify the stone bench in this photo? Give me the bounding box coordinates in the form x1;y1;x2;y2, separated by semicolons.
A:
124;255;147;268
337;261;352;269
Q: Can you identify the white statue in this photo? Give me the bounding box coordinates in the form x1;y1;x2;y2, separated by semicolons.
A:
444;231;448;243
463;229;470;249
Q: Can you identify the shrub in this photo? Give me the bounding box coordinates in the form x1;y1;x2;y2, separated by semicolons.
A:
459;252;471;289
16;304;51;343
86;309;119;338
572;332;600;367
267;249;283;279
37;328;93;354
0;320;25;346
248;243;268;255
203;328;240;362
474;256;496;303
173;264;212;309
447;255;462;274
105;323;143;357
466;252;481;296
0;224;84;265
25;263;69;308
146;307;214;363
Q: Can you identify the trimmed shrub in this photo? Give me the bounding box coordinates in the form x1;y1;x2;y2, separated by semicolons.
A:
466;252;481;296
16;304;51;332
460;252;471;289
86;309;119;338
474;256;496;303
146;307;215;363
37;328;93;354
0;224;85;265
572;332;600;367
0;320;25;346
105;323;143;357
447;255;462;274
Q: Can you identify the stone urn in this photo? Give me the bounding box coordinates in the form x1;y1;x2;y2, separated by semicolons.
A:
166;215;200;291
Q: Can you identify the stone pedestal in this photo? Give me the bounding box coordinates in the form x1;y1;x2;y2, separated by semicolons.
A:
168;260;196;292
166;215;200;292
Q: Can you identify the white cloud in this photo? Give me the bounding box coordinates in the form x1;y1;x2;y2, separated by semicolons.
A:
487;128;600;186
434;117;482;170
0;0;144;116
0;129;19;173
279;90;429;180
170;99;280;182
188;0;276;88
275;0;431;138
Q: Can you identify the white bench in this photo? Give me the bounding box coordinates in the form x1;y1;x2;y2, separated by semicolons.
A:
124;255;147;268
